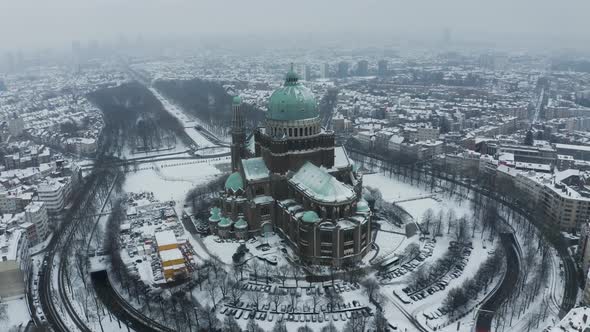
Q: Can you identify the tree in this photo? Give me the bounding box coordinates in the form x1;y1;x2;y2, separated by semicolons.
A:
228;278;244;305
326;290;342;313
298;325;313;332
344;314;369;332
290;265;300;287
276;264;289;286
372;309;389;332
272;319;288;332
311;289;322;313
246;317;264;332
223;316;241;332
248;290;263;310
361;278;380;302
446;208;456;234
321;321;339;332
421;208;434;235
270;293;284;311
205;279;220;311
250;259;260;282
524;130;534;146
198;305;220;331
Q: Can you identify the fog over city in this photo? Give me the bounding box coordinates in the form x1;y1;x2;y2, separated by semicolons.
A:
2;0;590;50
4;1;590;332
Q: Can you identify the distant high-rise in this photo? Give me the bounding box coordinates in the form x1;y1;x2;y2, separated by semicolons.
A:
443;27;451;45
378;60;388;76
337;61;349;78
320;63;330;78
357;60;369;76
295;63;309;81
3;52;15;73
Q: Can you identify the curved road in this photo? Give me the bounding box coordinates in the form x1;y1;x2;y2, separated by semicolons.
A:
475;233;520;332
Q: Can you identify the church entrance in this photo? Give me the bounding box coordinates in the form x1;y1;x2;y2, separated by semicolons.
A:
262;222;273;235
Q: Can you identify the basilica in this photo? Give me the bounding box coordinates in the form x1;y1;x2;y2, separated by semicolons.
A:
209;68;371;266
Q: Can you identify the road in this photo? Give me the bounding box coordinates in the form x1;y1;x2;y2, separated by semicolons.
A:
475;233;520;332
91;270;173;332
37;178;101;332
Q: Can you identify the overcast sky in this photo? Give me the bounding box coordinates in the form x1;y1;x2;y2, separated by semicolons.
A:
1;0;589;51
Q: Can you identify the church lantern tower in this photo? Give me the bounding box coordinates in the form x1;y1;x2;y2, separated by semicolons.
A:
231;95;246;172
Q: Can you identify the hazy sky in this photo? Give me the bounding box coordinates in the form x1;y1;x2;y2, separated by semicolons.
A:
1;0;589;51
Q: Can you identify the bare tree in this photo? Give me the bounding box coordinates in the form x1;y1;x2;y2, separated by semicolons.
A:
311;289;322;313
250;259;260;282
247;290;263;310
272;319;288;332
344;314;369;332
446;208;456;234
321;321;339;332
223;316;241;332
361;278;380;302
228;278;244;305
276;264;289;286
421;208;434;235
290;265;300;287
372;309;388;332
205;279;220;311
247;317;264;332
270;293;284;312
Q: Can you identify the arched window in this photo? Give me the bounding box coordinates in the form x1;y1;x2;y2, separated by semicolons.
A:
304;127;308;136
289;128;292;136
300;128;303;136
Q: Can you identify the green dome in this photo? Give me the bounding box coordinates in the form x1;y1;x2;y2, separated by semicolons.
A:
218;217;232;228
232;95;241;105
267;70;318;121
209;207;221;222
356;199;370;213
301;211;320;223
225;172;244;192
234;217;248;229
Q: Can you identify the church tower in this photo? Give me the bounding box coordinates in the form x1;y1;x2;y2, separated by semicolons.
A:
231;96;246;172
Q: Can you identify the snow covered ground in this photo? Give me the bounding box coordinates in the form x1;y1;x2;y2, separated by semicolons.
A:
123;157;227;204
1;298;30;331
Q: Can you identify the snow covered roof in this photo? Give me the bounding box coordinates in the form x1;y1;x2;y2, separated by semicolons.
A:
333;146;351;169
225;172;244;192
289;162;356;203
241;157;270;181
234;217;248;229
356;199;370;213
159;248;184;262
155;230;177;248
218;217;232;228
301;211;320;223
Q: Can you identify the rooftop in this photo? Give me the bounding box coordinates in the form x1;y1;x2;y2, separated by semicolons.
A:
155;230;177;248
289;162;356;203
242;157;270;181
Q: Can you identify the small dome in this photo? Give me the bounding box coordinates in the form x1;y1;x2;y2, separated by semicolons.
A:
225;172;244;192
301;211;320;223
218;217;232;228
209;207;221;222
234;217;248;230
232;95;242;105
267;70;318;121
356;199;370;213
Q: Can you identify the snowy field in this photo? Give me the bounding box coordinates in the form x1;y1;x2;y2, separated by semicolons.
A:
123;157;228;204
365;173;472;222
1;298;30;331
